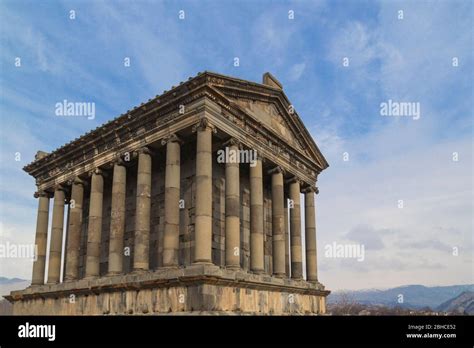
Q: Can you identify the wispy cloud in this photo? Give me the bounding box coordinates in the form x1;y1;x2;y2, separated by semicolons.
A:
288;62;306;81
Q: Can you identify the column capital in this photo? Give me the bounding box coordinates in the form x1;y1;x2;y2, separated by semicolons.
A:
112;157;126;167
55;184;71;202
135;146;154;156
222;137;240;148
66;177;86;187
34;190;52;199
161;133;182;146
111;151;133;166
52;184;69;193
285;176;303;186
267;166;285;176
302;185;319;194
192;117;217;133
88;167;106;178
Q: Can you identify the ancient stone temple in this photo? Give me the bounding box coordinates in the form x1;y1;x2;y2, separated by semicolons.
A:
7;72;330;315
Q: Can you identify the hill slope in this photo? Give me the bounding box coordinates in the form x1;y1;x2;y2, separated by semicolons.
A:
436;291;474;314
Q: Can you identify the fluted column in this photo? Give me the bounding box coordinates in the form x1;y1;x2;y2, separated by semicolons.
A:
31;191;50;285
288;178;303;279
304;186;319;282
224;138;240;269
65;178;84;281
108;159;127;274
133;147;152;271
85;169;104;278
250;157;264;273
193;119;213;264
47;187;66;284
270;167;285;277
163;135;181;267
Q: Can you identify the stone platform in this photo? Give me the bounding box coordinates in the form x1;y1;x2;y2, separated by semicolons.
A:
6;264;329;315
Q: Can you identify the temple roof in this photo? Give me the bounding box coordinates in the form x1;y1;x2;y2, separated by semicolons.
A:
24;71;329;181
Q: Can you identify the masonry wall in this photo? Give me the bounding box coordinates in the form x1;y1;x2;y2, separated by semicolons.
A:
179;142;197;267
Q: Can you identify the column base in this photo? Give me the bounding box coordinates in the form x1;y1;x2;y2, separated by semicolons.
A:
160;265;181;270
107;271;123;277
225;265;241;271
192;260;213;265
82;275;100;281
45;281;59;285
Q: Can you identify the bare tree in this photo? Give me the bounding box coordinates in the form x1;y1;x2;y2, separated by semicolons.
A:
330;292;364;315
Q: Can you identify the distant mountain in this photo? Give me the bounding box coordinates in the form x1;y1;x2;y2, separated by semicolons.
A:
328;284;474;310
0;277;30;297
0;277;28;285
436;291;474;315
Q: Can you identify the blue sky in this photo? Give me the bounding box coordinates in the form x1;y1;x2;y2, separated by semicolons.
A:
0;0;472;290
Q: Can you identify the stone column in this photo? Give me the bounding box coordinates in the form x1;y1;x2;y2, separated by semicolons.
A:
250;157;264;273
163;135;181;267
31;191;50;285
85;169;104;278
284;194;290;277
47;187;66;284
304;186;319;282
224;138;240;269
108;159;127;274
269;167;285;277
133;147;152;271
193;119;213;264
288;178;303;279
65;178;84;281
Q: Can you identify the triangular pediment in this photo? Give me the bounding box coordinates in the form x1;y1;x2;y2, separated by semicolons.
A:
207;78;329;171
229;97;308;153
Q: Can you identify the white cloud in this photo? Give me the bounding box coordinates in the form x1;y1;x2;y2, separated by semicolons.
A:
288;62;306;81
317;128;472;289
